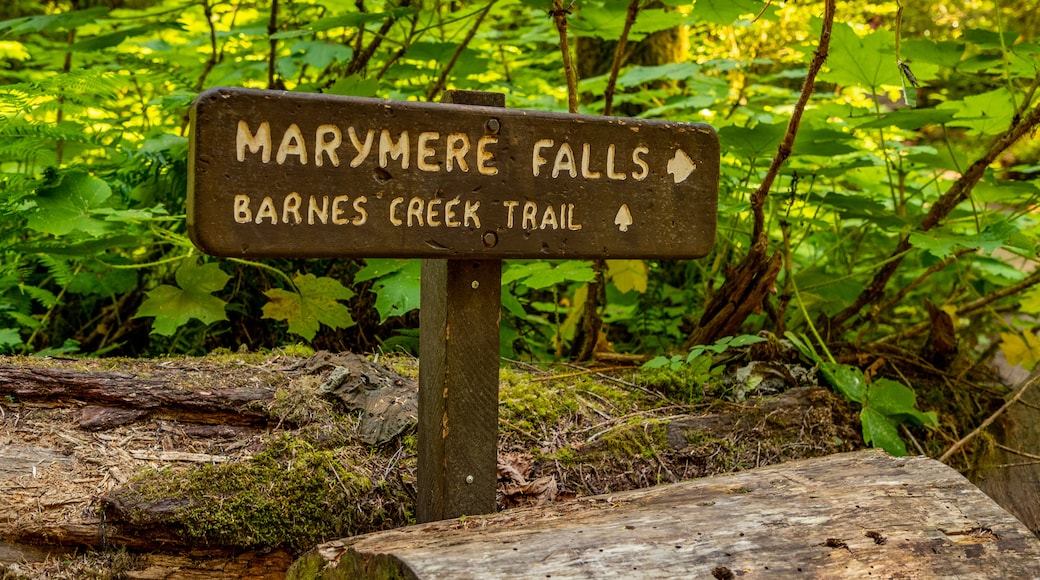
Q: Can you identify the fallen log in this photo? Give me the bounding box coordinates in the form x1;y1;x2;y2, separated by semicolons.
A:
0;364;277;427
291;450;1040;579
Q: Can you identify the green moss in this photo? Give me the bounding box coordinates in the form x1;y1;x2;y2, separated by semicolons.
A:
124;435;388;551
595;418;668;459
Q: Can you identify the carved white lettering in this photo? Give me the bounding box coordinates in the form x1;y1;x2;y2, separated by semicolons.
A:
237;121;271;163
552;143;577;178
315;125;341;167
276;124;307;165
379;130;410;169
477;136;498;176
348;127;374;167
580;143;601;179
417;132;441;172
255;196;277;224
389;197;405;226
234;195;252;222
282;192;302;224
445;198;461;227
446;133;470;172
632;146;650;181
308;195;329;225
532;139;553;176
606;144;626;181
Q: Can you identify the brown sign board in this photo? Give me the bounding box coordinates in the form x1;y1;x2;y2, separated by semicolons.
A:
187;87;719;259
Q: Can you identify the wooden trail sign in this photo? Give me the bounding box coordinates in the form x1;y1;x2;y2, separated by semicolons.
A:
187;87;720;524
187;87;719;260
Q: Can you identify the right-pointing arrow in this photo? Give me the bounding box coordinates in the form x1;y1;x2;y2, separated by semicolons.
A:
614;204;633;232
667;149;697;184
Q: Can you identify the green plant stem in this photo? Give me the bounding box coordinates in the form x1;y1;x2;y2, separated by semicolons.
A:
788;267;835;364
226;258;297;289
22;263;83;354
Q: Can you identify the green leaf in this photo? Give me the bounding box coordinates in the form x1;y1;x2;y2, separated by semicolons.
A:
27;171;112;236
1021;286;1040;315
505;261;596;290
0;7;108;35
720;122;786;162
263;273;355;340
855;108;957;130
866;378;938;427
369;261;421;323
821;22;901;90
938;89;1016;136
819;362;866;404
693;0;769;25
327;75;379;97
0;328;22;348
607;260;648;294
70;25;165;52
861;407;908;456
910;221;1018;259
136;260;231;336
615;63;702;87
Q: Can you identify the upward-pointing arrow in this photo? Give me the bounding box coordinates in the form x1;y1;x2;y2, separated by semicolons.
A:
614;204;633;232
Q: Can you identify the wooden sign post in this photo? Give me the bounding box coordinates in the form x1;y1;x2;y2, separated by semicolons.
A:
187;87;720;522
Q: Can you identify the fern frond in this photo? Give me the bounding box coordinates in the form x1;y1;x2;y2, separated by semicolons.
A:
19;284;58;309
37;255;75;288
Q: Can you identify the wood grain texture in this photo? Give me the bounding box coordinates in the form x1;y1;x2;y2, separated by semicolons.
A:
293;450;1040;579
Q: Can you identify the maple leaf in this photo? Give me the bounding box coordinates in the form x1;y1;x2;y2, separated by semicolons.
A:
999;332;1040;370
263;273;355;340
135;260;231;336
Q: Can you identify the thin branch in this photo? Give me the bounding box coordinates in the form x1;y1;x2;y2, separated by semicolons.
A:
551;0;579;114
603;0;640;117
831;100;1040;330
346;0;413;77
267;0;279;89
939;367;1039;463
196;0;220;91
874;267;1040;345
749;0;835;243
425;1;496;101
862;247;976;326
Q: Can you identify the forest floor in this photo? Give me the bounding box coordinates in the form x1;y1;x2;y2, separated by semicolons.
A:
0;345;1020;579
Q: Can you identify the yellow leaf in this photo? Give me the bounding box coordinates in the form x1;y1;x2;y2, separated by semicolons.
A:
999;332;1040;370
606;260;648;294
1021;286;1040;315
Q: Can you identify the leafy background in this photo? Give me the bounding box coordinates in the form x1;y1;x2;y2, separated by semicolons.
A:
1;0;1039;454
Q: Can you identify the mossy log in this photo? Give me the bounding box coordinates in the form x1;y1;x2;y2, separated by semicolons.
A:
291;450;1040;579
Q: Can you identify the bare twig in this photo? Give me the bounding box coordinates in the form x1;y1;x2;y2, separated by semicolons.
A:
425;1;497;101
603;0;640;117
939;367;1040;463
551;0;579;113
864;248;976;326
994;443;1040;461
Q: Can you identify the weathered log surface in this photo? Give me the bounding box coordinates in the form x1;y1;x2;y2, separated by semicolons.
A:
292;450;1040;579
0;364;277;426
